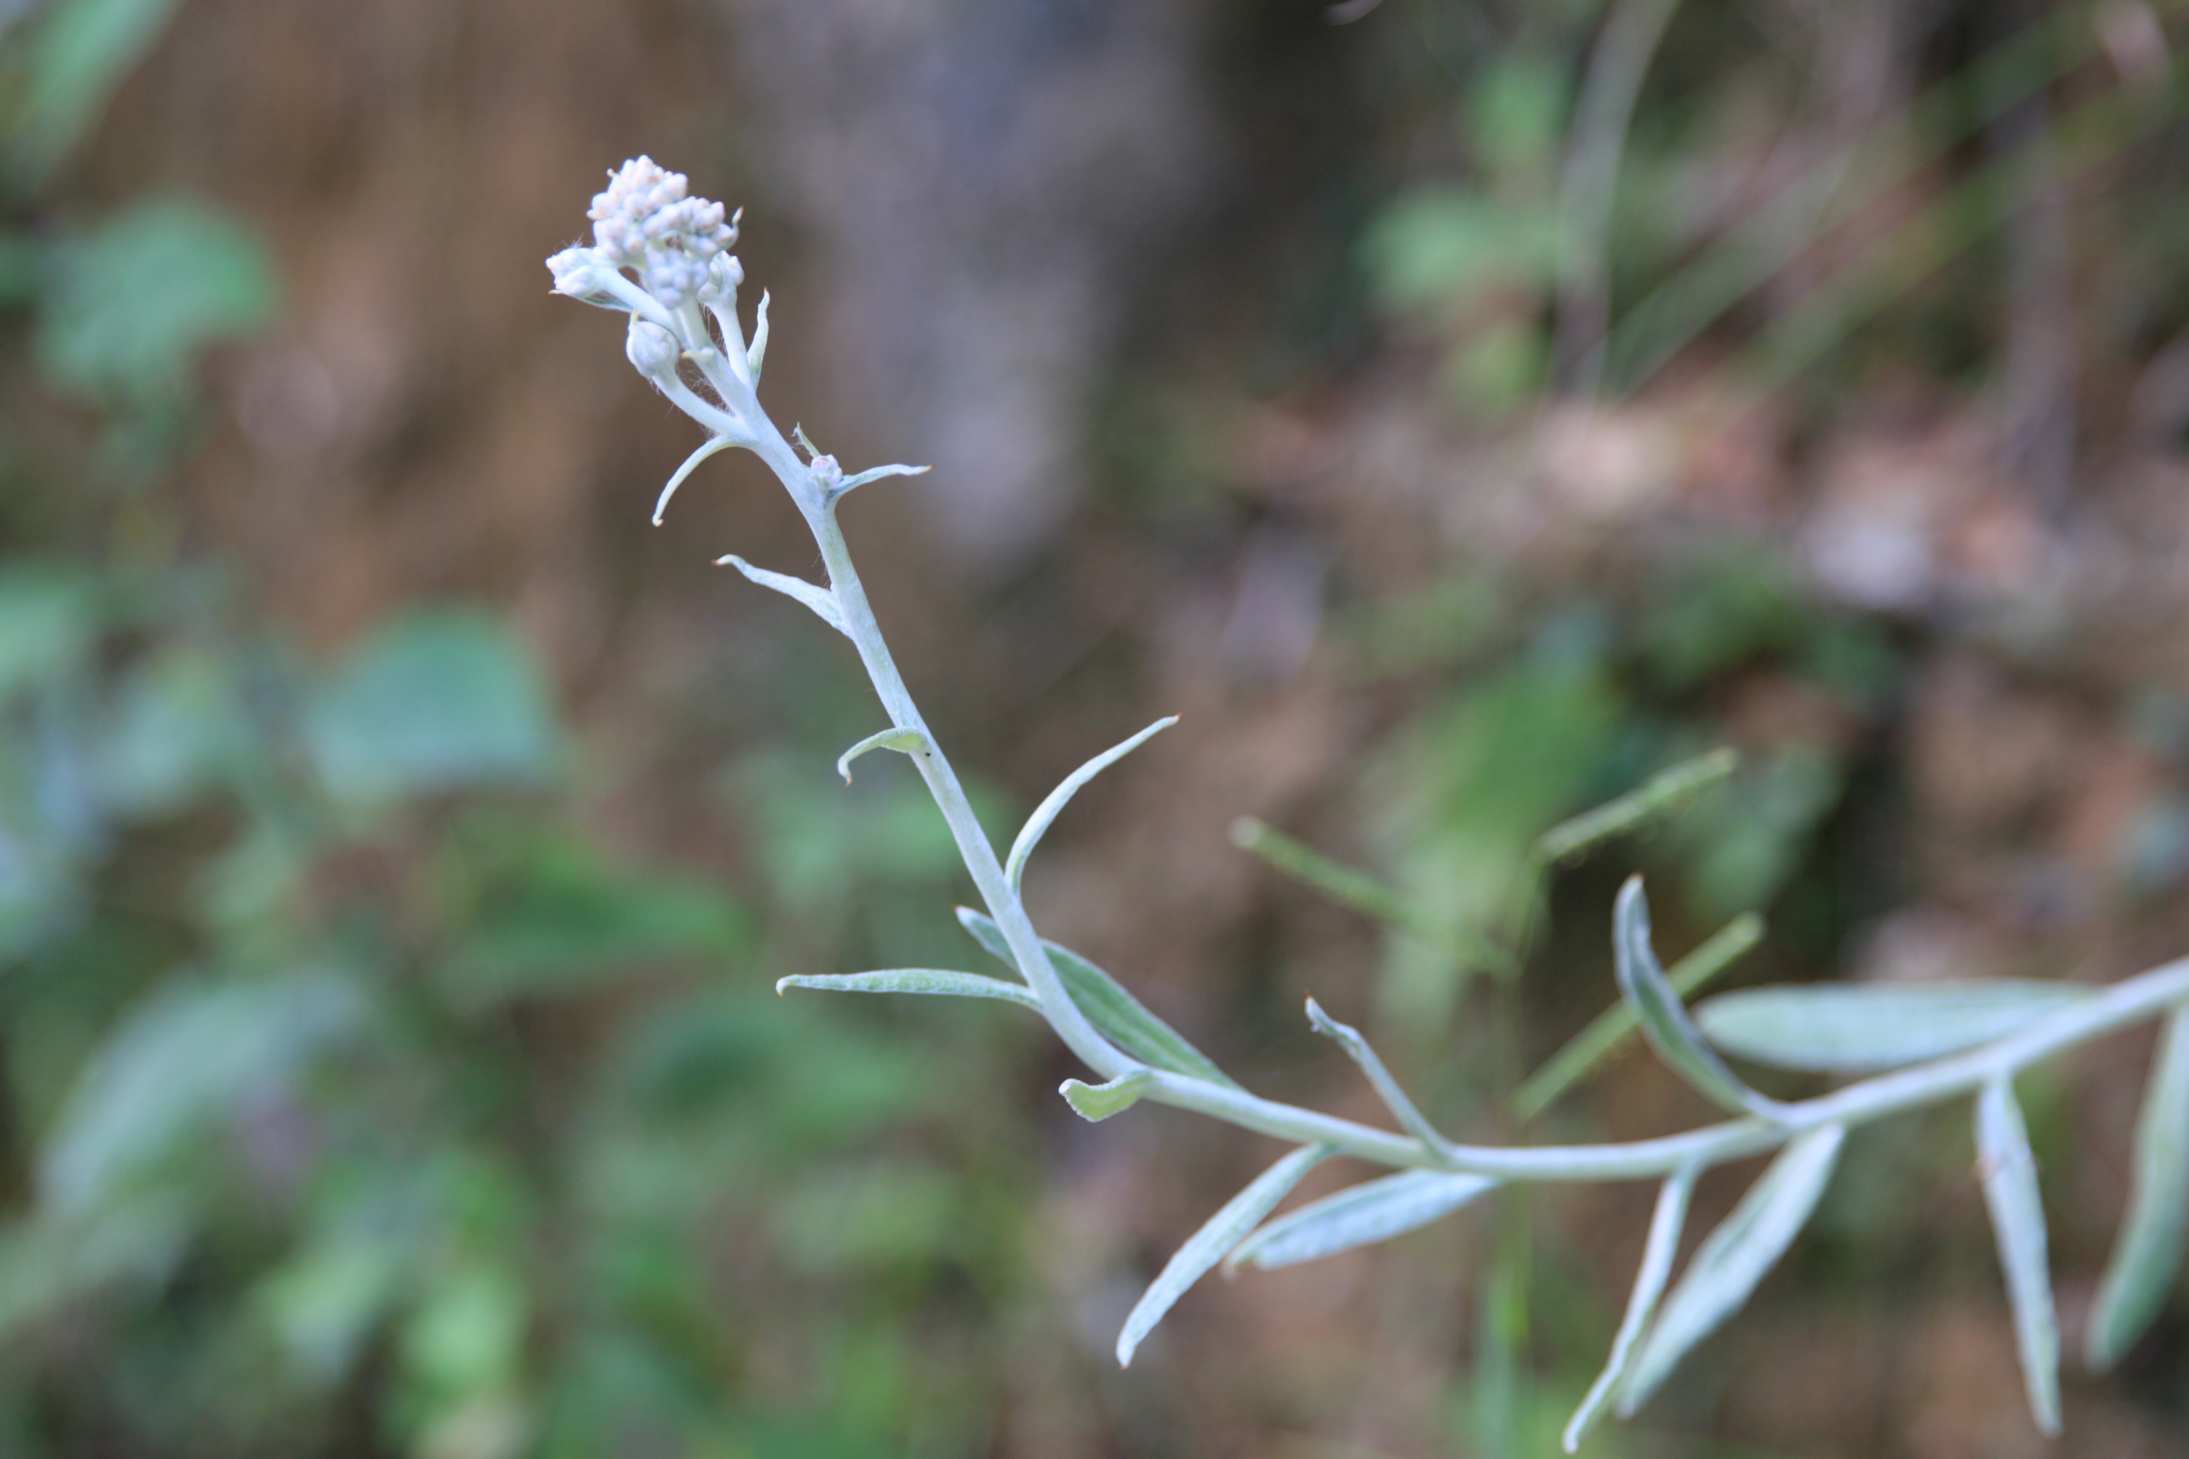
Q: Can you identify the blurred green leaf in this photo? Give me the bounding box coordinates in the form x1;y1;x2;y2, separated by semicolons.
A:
10;0;182;182
92;644;244;815
1362;191;1563;312
400;1263;529;1406
35;199;274;404
307;611;560;805
2088;1007;2189;1370
1468;56;1568;179
256;1236;403;1385
0;565;98;702
40;969;371;1213
437;835;745;1012
1696;980;2092;1074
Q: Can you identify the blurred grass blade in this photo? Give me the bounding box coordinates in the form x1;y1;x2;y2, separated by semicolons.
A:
1304;997;1448;1151
1225;1168;1496;1273
716;554;846;636
957;908;1239;1088
1563;1164;1696;1452
1978;1078;2061;1434
2087;1006;2189;1370
1535;748;1737;866
1116;1145;1327;1367
1060;1071;1154;1122
1696;980;2093;1074
1619;1124;1844;1415
1516;913;1761;1120
1229;817;1517;977
836;727;925;785
775;969;1039;1010
1004;715;1177;891
1613;878;1788;1121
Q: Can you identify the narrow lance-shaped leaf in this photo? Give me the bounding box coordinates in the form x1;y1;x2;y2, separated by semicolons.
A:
716;554;846;636
1613;878;1791;1122
1304;997;1449;1153
1978;1077;2061;1435
2087;1005;2189;1370
775;968;1039;1010
1225;1169;1496;1273
1563;1165;1696;1453
957;907;1238;1089
836;727;926;785
1618;1123;1845;1416
746;289;770;379
833;461;932;497
653;435;738;525
1004;716;1178;891
1695;980;2092;1074
1515;913;1762;1121
1116;1145;1327;1367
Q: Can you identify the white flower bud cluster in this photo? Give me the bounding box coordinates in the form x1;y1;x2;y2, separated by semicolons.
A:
585;156;740;307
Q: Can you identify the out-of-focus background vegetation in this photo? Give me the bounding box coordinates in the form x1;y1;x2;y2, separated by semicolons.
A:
3;1;2189;1455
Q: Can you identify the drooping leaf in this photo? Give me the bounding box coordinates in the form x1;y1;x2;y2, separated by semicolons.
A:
957;907;1238;1088
306;612;560;804
1612;877;1789;1121
41;971;371;1214
774;969;1039;1012
835;727;926;785
1696;980;2093;1074
1619;1124;1845;1415
1004;715;1176;890
1059;1071;1154;1122
1225;1168;1496;1273
1564;1166;1696;1452
1116;1145;1327;1367
2087;1006;2189;1370
1977;1078;2061;1434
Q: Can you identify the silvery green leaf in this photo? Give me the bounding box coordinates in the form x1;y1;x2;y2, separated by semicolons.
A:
1004;716;1177;891
1978;1078;2061;1434
836;727;926;785
1116;1144;1327;1367
1060;1071;1154;1122
716;554;846;637
1613;877;1790;1121
957;907;1238;1089
1695;980;2092;1074
2087;1006;2189;1370
653;435;737;525
774;968;1039;1010
1563;1166;1696;1452
1619;1124;1844;1415
833;462;932;497
1303;998;1447;1152
1225;1168;1495;1273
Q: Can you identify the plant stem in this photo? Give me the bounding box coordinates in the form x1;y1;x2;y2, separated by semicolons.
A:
771;449;1132;1079
739;318;2189;1194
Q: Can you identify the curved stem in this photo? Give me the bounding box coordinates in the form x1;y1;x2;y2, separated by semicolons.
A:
673;278;2189;1192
